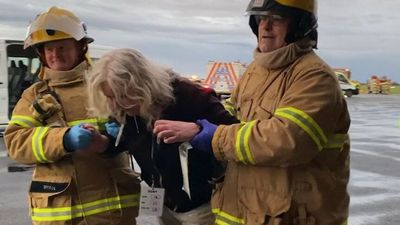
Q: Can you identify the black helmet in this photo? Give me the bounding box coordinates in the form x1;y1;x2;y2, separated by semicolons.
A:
246;0;318;48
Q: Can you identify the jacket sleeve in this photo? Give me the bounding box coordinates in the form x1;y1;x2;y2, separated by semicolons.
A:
212;62;349;166
4;88;69;164
176;78;239;125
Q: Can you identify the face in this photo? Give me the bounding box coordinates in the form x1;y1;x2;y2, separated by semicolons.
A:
43;39;82;71
257;14;290;53
101;81;141;116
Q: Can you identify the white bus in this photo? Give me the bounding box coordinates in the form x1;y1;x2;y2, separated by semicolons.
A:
0;38;112;134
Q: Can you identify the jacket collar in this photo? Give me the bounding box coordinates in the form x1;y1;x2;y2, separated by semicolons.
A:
254;38;316;70
42;61;88;87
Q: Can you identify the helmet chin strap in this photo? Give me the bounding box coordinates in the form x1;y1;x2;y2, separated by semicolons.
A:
303;22;318;37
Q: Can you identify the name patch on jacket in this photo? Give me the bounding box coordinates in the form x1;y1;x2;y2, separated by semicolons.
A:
30;181;69;193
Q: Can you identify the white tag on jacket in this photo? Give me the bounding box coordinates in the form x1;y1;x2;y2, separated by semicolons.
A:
139;186;165;216
179;142;192;199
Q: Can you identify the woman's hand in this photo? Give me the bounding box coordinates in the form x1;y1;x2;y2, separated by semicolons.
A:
153;120;200;144
79;124;109;154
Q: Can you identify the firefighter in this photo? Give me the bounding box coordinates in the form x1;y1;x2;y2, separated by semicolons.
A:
4;6;140;225
153;0;350;224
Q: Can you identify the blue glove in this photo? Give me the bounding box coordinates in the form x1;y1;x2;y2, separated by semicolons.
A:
190;119;217;154
63;124;93;151
105;122;120;138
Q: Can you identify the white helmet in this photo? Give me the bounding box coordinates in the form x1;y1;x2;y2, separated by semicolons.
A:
24;6;94;49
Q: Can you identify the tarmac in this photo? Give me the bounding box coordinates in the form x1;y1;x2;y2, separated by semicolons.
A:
1;94;400;225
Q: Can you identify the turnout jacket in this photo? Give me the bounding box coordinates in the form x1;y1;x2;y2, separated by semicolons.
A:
5;62;140;225
112;75;238;213
211;39;350;225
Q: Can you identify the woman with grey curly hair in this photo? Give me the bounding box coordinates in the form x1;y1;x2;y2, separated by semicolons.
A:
86;48;175;128
85;48;238;225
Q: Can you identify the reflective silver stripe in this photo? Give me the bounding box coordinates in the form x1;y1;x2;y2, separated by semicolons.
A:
9;115;42;128
32;194;139;222
235;121;257;164
275;107;327;150
32;127;52;163
212;208;244;225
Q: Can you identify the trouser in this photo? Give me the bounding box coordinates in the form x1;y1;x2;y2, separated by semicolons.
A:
160;202;215;225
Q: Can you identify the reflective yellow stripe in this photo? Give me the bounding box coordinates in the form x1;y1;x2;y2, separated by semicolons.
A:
275;107;327;151
325;134;349;149
67;118;107;131
212;208;244;225
9;115;42;128
32;127;52;163
235;120;256;164
224;104;236;117
223;98;236;117
32;194;139;222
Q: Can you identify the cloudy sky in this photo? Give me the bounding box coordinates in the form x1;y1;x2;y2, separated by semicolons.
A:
0;0;399;82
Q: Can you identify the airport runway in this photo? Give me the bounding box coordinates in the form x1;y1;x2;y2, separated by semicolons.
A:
1;94;399;225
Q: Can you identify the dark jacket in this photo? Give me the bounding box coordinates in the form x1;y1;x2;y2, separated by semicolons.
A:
109;76;238;212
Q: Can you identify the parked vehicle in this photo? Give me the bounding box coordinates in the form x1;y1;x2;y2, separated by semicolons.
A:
368;75;392;94
335;71;359;97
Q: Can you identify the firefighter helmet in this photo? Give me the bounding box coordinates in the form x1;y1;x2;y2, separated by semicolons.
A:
246;0;318;46
246;0;316;16
24;6;94;49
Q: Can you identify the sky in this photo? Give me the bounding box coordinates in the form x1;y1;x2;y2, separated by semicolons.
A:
0;0;399;83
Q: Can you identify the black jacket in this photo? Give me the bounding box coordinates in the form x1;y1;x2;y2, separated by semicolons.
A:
109;76;238;212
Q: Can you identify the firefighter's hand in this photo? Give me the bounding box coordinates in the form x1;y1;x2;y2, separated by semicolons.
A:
190;119;217;154
153;120;200;144
63;124;93;152
105;122;120;138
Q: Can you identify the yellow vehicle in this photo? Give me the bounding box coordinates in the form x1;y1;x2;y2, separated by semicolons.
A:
335;71;359;97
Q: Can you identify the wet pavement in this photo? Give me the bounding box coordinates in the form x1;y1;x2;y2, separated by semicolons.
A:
347;95;400;225
0;94;399;225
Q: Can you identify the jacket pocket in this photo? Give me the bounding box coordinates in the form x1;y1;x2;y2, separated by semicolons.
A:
29;177;71;209
255;96;277;120
239;187;291;225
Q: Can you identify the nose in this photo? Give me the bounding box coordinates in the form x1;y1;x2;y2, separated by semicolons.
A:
53;48;63;58
47;47;63;58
